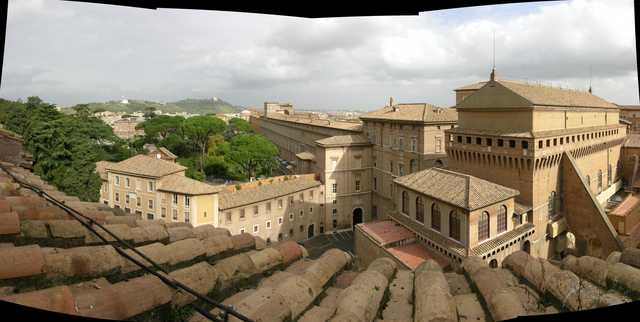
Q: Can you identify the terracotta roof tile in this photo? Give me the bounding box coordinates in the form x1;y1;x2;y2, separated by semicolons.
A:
315;134;371;146
106;154;186;177
218;176;321;210
361;103;458;123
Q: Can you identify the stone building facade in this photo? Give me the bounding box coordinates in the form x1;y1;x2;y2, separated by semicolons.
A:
360;102;458;221
445;71;625;260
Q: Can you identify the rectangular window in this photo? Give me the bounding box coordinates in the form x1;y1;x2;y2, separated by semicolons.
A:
538;141;543;148
332;183;337;193
486;138;493;146
225;212;232;223
239;227;245;234
172;209;178;221
309;190;314;199
161;207;166;218
185;196;190;208
411;138;417;152
509;140;516;148
398;164;404;176
476;137;482;145
115;176;120;185
126;194;130;204
466;136;471;144
136;197;141;207
457;136;462;143
266;202;271;213
253;225;259;233
184;212;190;223
148;199;153;209
115;192;120;202
173;194;178;205
546;139;550;147
278;199;283;208
299;193;304;201
278;217;283;225
125;177;130;188
289;196;294;204
240;209;246;219
497;139;504;147
266;221;272;229
355;180;361;192
399;137;404;150
147;213;154;220
435;137;442;153
553;138;557;146
522;141;529;149
253;206;259;216
373;177;377;191
148;181;154;192
289;213;294;221
332;208;337;216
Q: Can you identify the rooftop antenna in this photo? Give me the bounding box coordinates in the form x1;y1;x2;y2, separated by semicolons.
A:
490;30;496;81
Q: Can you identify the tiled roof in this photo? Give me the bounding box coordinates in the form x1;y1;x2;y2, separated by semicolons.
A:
357;220;415;246
315;134;371;146
157;174;224;195
624;134;640;148
497;79;617;109
394;168;519;211
455;81;487;91
158;147;177;159
514;202;532;215
617;105;640;110
95;160;114;180
106;154;186;177
218;176;321;210
360;103;458;123
609;193;640;217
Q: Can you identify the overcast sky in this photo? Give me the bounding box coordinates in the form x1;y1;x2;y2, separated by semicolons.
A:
1;0;638;110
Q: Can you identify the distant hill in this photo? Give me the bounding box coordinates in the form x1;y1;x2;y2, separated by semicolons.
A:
68;97;242;115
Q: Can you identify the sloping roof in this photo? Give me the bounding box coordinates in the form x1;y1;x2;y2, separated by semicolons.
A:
470;223;535;256
460;79;617;109
295;151;315;161
315;134;371;147
609;193;640;217
158;147;178;159
218;176;321;210
394;168;519;211
360;104;458;123
265;113;363;132
157;174;223;195
95;161;115;180
624;134;640;148
617;105;640;110
455;81;487;91
106;154;186;177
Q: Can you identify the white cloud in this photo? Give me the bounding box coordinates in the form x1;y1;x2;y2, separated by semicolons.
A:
0;0;637;108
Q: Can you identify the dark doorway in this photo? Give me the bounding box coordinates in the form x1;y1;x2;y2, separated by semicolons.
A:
307;224;315;239
352;208;363;229
523;240;531;254
489;259;498;268
319;224;324;234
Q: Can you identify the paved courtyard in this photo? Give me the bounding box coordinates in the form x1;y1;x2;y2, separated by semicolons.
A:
301;229;354;259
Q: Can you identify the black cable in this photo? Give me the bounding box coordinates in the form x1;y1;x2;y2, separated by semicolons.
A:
0;164;254;322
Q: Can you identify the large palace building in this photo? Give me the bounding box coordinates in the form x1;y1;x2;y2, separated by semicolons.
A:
253;69;629;268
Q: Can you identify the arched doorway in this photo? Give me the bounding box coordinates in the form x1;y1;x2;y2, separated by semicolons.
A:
352;208;363;229
489;259;498;268
307;224;315;239
522;240;531;254
434;159;444;167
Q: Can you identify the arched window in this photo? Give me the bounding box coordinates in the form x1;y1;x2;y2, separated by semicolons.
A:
597;169;603;192
402;191;409;215
449;210;460;241
410;159;417;173
548;191;556;219
607;164;612;186
497;205;507;233
478;211;490;241
431;203;441;231
415;197;424;224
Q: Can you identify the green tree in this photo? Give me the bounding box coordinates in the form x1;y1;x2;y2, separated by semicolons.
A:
218;133;278;180
225;117;253;139
138;115;184;142
183;116;226;172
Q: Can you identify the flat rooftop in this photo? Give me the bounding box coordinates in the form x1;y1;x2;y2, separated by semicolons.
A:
358;220;414;246
387;243;450;270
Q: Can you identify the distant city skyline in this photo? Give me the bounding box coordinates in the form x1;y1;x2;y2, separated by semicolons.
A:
1;0;638;110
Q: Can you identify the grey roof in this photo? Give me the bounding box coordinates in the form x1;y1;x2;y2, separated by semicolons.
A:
394;168;519;211
624;134;640;148
106;154;186;177
218;176;321;210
